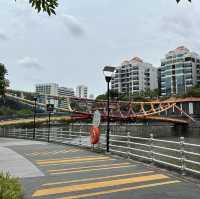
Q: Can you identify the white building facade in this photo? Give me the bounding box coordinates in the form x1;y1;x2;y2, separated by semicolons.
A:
58;87;74;97
111;57;158;95
36;83;58;96
76;85;88;98
35;83;74;109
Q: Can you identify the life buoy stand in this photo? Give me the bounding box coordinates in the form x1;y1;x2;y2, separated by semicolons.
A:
90;126;100;144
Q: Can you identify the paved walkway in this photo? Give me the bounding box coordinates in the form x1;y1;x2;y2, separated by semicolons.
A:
0;138;200;199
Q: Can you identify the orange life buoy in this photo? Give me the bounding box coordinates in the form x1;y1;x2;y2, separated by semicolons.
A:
90;126;100;144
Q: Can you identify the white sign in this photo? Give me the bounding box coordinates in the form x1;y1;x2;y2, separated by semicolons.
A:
92;110;101;127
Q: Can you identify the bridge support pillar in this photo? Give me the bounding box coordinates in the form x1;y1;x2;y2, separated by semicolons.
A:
180;103;183;115
189;102;194;115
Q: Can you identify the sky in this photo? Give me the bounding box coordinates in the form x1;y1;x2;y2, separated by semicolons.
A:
0;0;200;96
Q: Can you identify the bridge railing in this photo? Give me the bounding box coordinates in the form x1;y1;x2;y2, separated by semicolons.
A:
0;126;199;176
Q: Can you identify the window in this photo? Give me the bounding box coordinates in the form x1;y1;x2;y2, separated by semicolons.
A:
185;57;191;61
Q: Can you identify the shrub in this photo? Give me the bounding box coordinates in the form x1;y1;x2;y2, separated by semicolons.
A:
0;172;23;199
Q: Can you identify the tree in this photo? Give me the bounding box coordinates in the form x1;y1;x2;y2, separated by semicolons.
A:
0;63;9;100
16;0;190;16
176;0;191;3
184;85;200;97
15;0;58;16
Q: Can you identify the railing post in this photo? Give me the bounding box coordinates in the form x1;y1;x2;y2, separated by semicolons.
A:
69;128;71;137
33;128;36;140
25;128;28;139
127;132;130;159
150;133;154;163
180;137;185;175
79;128;82;146
3;128;6;137
14;128;16;138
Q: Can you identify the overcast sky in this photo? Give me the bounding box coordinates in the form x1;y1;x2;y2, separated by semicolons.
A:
0;0;200;96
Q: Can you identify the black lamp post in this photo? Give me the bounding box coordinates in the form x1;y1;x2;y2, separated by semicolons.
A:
33;96;37;140
103;66;116;153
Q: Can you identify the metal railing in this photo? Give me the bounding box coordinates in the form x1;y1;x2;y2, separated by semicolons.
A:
0;127;199;176
109;132;200;176
0;127;106;150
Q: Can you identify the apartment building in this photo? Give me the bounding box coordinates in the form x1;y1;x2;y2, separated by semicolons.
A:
35;83;58;96
111;57;158;95
160;46;200;96
35;84;74;109
76;85;88;98
58;87;74;97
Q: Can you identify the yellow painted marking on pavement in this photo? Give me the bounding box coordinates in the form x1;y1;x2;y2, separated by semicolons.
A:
53;149;81;155
50;164;135;175
32;174;169;197
36;155;100;162
26;149;81;156
39;158;116;167
37;156;110;165
42;171;154;187
59;180;181;199
25;148;74;156
48;162;130;173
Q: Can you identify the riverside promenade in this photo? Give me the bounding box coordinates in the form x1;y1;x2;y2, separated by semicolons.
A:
0;138;200;199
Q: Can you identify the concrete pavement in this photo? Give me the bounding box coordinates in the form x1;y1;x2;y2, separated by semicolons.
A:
0;138;200;199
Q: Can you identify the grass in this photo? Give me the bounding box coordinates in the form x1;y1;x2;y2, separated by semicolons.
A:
0;172;23;199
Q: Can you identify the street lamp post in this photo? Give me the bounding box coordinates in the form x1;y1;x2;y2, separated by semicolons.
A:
48;112;51;143
33;96;37;140
103;66;116;153
46;104;54;143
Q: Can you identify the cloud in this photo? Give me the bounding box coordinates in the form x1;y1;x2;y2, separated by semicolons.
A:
17;57;43;70
61;14;85;37
0;31;8;41
158;5;200;52
160;15;193;38
159;4;200;40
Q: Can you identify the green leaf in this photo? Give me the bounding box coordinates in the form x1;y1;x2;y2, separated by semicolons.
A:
16;0;58;16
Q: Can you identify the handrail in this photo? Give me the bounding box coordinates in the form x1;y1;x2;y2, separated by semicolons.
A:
153;152;181;160
153;139;179;144
1;127;200;176
184;143;200;147
153;145;180;152
184;150;200;157
129;136;149;141
131;142;149;147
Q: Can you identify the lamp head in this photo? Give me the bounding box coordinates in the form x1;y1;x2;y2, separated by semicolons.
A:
103;66;116;82
34;96;37;101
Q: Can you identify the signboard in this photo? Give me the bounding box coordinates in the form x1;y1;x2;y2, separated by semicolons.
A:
46;104;54;112
92;110;101;127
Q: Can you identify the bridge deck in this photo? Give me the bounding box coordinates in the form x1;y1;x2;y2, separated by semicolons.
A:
1;138;200;199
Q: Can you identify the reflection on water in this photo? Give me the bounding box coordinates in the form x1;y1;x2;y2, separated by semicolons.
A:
166;126;200;144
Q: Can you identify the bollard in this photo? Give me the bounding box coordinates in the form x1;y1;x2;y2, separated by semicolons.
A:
150;134;154;163
180;137;185;175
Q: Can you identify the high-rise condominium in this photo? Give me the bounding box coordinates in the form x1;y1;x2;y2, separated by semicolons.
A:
160;46;200;96
58;87;74;97
76;85;88;98
35;83;58;96
111;57;158;95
